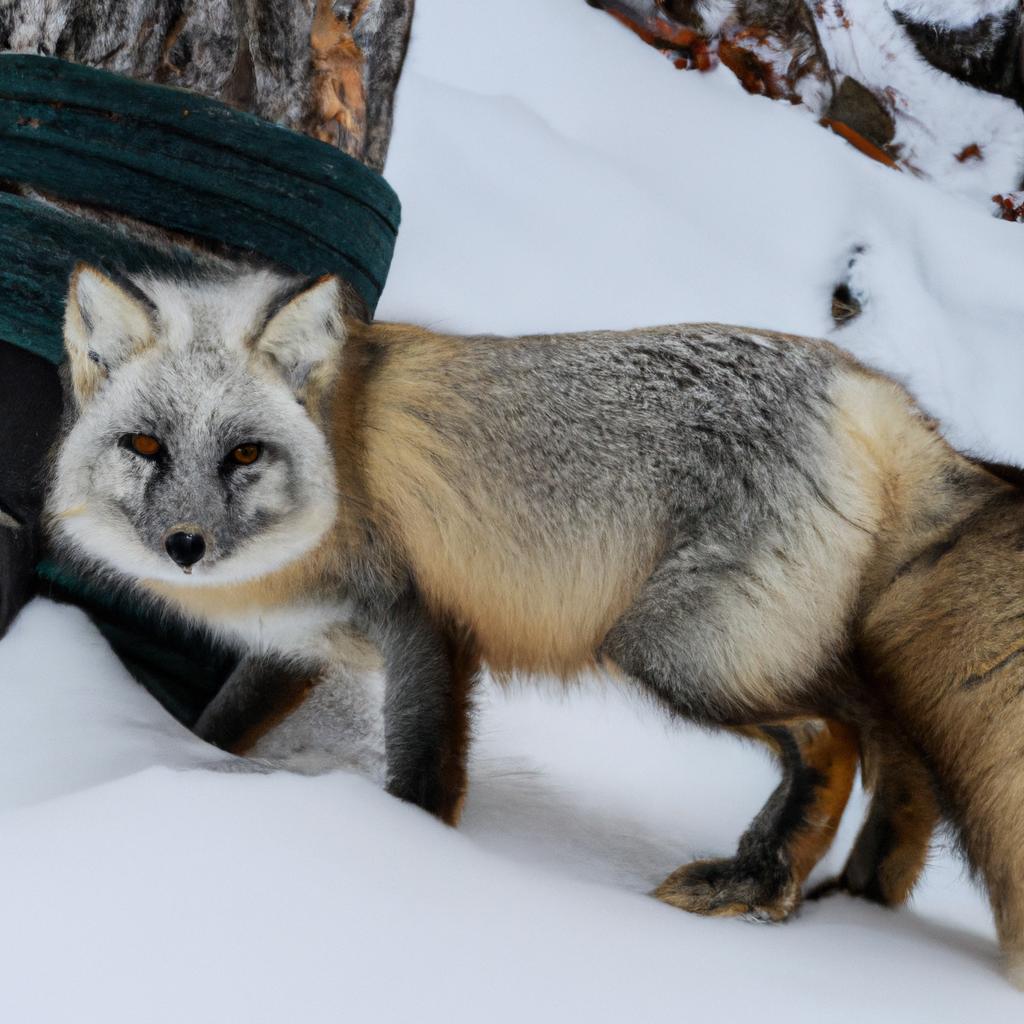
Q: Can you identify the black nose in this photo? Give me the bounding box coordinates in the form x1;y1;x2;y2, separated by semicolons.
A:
165;531;206;569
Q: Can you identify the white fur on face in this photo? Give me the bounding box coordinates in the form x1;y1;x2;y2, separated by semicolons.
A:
48;269;344;585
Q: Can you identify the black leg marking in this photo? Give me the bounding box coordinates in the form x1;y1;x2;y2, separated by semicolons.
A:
194;653;320;754
657;721;859;921
375;587;479;824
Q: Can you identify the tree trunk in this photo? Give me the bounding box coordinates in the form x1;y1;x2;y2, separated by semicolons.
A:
0;0;413;171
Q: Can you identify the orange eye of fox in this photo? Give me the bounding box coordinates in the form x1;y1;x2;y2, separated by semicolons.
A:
129;434;162;458
230;444;261;466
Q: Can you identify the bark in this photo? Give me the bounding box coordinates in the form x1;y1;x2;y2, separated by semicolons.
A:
0;0;414;171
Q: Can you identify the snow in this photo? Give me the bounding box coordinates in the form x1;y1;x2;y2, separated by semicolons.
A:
4;0;1024;1019
811;0;1024;196
589;2;1024;199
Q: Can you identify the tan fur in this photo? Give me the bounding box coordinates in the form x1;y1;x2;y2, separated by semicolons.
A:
348;322;658;677
784;719;861;884
704;487;873;713
147;531;344;620
341;327;950;696
859;478;1024;976
829;367;1007;597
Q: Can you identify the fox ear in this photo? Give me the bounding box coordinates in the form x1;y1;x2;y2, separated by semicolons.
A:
64;263;155;406
253;275;345;400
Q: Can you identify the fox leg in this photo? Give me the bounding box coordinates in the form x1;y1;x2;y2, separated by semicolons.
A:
194;653;323;754
655;718;859;921
812;722;939;907
600;550;861;920
374;587;480;825
194;589;480;825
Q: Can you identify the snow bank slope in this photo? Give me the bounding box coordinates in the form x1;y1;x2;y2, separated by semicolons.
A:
385;1;1024;459
4;1;1024;1020
1;602;1019;1022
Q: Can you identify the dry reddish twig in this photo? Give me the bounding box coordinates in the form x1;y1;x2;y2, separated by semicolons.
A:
820;117;900;169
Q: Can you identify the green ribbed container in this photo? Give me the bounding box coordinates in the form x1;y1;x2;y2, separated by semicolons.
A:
0;54;400;721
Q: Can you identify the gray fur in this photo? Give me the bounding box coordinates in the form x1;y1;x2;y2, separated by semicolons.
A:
445;325;834;539
196;651;385;780
400;323;853;721
50;269;343;587
108;340;306;567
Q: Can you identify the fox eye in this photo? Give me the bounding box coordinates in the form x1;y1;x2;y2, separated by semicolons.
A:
121;433;163;459
228;443;261;466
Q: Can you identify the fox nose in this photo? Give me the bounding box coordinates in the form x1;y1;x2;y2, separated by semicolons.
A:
164;531;206;570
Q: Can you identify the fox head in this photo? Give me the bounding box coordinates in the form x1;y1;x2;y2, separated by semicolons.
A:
47;265;343;585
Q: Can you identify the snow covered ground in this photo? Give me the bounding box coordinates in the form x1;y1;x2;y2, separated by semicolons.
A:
811;0;1024;195
4;1;1024;1019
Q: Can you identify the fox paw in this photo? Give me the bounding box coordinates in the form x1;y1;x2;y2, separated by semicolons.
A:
654;857;800;923
807;871;896;907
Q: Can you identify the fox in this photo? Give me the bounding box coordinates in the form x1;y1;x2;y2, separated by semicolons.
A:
43;263;1024;977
